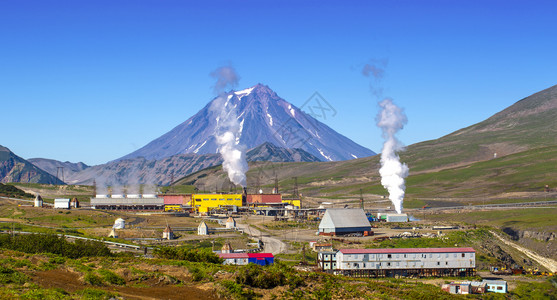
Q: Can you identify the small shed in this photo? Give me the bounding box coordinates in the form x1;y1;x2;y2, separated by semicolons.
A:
248;253;274;266
108;228;118;238
222;242;233;253
225;217;236;229
54;198;70;209
198;220;209;235
470;281;487;294
218;253;249;265
441;282;471;294
70;197;80;208
34;195;43;207
318;208;371;235
483;280;507;293
163;225;174;240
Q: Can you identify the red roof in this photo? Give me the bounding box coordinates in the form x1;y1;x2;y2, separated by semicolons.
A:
248;253;274;258
339;247;475;254
218;253;249;259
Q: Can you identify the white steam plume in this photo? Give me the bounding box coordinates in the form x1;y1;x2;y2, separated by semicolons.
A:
376;98;409;213
210;66;248;187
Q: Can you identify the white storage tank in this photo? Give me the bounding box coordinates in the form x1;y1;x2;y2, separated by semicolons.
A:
113;218;125;229
95;194;110;198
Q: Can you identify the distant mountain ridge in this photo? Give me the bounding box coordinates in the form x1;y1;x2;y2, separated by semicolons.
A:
28;158;89;182
32;142;321;186
118;83;375;162
0;145;65;185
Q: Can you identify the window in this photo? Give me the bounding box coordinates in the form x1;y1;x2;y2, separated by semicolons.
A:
462;253;465;258
387;262;390;266
387;254;392;259
437;262;440;266
404;254;407;258
446;262;448;265
497;286;503;290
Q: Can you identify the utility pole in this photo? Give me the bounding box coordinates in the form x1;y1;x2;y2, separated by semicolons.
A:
274;175;279;194
293;177;299;198
360;189;364;210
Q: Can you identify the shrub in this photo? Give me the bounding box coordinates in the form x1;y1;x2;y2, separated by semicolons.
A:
220;279;256;300
98;269;125;285
153;247;223;264
84;273;104;286
79;288;118;300
20;288;67;300
0;266;28;284
0;234;112;258
235;264;286;289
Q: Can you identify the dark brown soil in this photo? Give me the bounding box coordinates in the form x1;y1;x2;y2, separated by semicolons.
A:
30;269;219;300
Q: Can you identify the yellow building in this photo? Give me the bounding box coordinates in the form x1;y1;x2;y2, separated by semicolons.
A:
191;194;243;213
282;198;301;207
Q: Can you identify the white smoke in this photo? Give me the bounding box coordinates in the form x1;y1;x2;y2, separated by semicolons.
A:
210;66;249;187
376;98;409;213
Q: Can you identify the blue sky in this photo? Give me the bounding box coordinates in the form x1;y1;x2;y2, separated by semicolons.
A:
1;0;556;165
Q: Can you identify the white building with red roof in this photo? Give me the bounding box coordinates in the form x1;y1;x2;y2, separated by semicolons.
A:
338;247;475;270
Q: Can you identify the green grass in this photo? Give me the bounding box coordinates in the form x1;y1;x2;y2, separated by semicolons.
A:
423;206;557;230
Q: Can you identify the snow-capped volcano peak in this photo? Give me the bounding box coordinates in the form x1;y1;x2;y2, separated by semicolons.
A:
118;84;375;162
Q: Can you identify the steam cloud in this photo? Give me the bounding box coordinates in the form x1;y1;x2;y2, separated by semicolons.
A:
210;66;249;187
376;99;409;213
363;60;409;213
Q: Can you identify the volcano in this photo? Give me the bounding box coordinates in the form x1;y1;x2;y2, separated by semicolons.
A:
119;84;375;162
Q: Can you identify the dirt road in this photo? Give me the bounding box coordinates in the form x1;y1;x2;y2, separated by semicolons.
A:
490;230;557;272
236;222;287;255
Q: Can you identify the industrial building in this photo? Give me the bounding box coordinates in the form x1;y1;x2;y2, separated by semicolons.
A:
191;193;243;213
162;194;192;211
54;198;70;209
332;247;476;277
217;253;275;266
89;191;300;214
246;194;301;208
91;194;163;210
318;208;371;235
377;213;409;222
